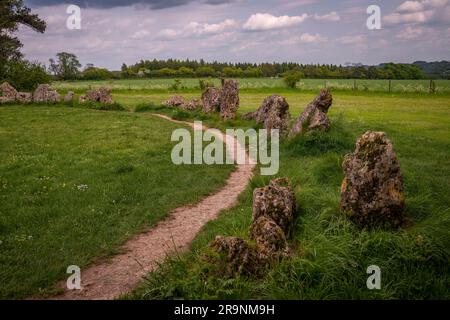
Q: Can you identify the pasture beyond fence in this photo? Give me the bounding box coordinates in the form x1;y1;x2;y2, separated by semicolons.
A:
53;78;450;94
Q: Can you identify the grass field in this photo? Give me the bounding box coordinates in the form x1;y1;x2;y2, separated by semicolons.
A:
52;78;450;94
0;83;449;299
0;105;233;299
124;91;450;299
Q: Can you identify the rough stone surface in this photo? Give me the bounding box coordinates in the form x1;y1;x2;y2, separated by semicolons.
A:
184;98;202;111
33;84;61;103
249;216;288;261
85;87;113;104
252;177;296;238
0;82;18;102
340;131;405;228
220;79;239;120
201;87;221;113
243;95;291;134
17;92;32;103
290;88;333;137
209;235;258;275
162;95;185;108
64;91;75;102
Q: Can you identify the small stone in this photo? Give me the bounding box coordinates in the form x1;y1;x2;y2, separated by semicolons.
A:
249;216;288;261
17;92;32;103
184;98;202;111
64;91;75;102
162;95;185;108
340;131;405;228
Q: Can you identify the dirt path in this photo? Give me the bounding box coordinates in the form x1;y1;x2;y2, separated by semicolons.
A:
50;114;255;300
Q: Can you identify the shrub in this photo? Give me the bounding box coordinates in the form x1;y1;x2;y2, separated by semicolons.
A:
3;60;51;91
199;78;214;90
134;102;165;112
283;71;303;89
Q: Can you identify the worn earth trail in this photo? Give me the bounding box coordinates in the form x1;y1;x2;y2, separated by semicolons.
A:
50;113;255;300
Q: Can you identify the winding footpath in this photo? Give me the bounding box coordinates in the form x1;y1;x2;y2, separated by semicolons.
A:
51;114;255;300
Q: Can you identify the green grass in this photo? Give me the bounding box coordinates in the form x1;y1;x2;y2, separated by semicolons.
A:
125;91;450;300
52;78;450;94
0;104;233;299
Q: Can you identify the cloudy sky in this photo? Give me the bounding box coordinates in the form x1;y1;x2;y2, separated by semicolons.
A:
19;0;450;70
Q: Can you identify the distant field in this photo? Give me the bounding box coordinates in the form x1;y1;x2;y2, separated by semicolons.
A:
52;78;450;93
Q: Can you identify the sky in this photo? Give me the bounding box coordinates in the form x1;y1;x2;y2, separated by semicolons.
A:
18;0;450;70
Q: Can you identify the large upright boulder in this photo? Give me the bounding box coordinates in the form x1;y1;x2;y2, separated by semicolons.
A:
290;88;333;137
252;178;296;238
0;82;18;103
243;95;291;134
84;87;113;104
33;84;61;103
220;79;239;120
340;131;405;228
201;87;221;113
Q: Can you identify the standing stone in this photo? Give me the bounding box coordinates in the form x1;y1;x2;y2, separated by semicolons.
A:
220;79;239;120
0;82;18;103
64;91;75;102
290;88;333;137
243;95;291;134
340;131;405;228
17;92;32;103
85;87;113;104
252;177;296;238
33;84;61;103
201;87;221;113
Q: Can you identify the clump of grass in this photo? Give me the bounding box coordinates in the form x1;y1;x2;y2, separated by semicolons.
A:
134;102;165;112
92;102;125;111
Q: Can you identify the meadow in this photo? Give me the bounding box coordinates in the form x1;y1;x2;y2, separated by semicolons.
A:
53;78;450;94
0;80;449;299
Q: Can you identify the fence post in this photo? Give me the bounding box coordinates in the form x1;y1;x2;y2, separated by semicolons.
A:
388;80;391;93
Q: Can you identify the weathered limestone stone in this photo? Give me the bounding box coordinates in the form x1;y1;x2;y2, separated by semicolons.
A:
220;79;239;120
249;216;288;261
209;235;258;275
33;84;61;103
64;91;75;102
17;92;32;103
162;95;185;108
340;131;405;228
252;178;296;238
0;82;18;102
85;87;113;104
201;87;221;113
243;95;291;134
290;88;333;137
184;98;202;111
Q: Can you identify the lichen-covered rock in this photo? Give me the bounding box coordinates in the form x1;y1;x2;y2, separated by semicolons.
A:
64;91;75;102
17;92;32;103
162;95;185;108
290;88;332;137
201;87;221;113
209;235;258;275
220;79;239;120
33;84;61;103
249;216;288;261
340;131;405;228
85;87;113;104
243;95;291;134
184;98;202;111
0;82;18;102
252;178;296;238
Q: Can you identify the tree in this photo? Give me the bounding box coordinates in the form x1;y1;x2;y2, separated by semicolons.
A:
283;71;302;88
4;60;51;91
49;52;81;80
0;0;46;79
82;67;113;80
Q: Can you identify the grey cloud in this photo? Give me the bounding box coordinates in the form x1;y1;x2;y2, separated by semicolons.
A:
25;0;232;9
